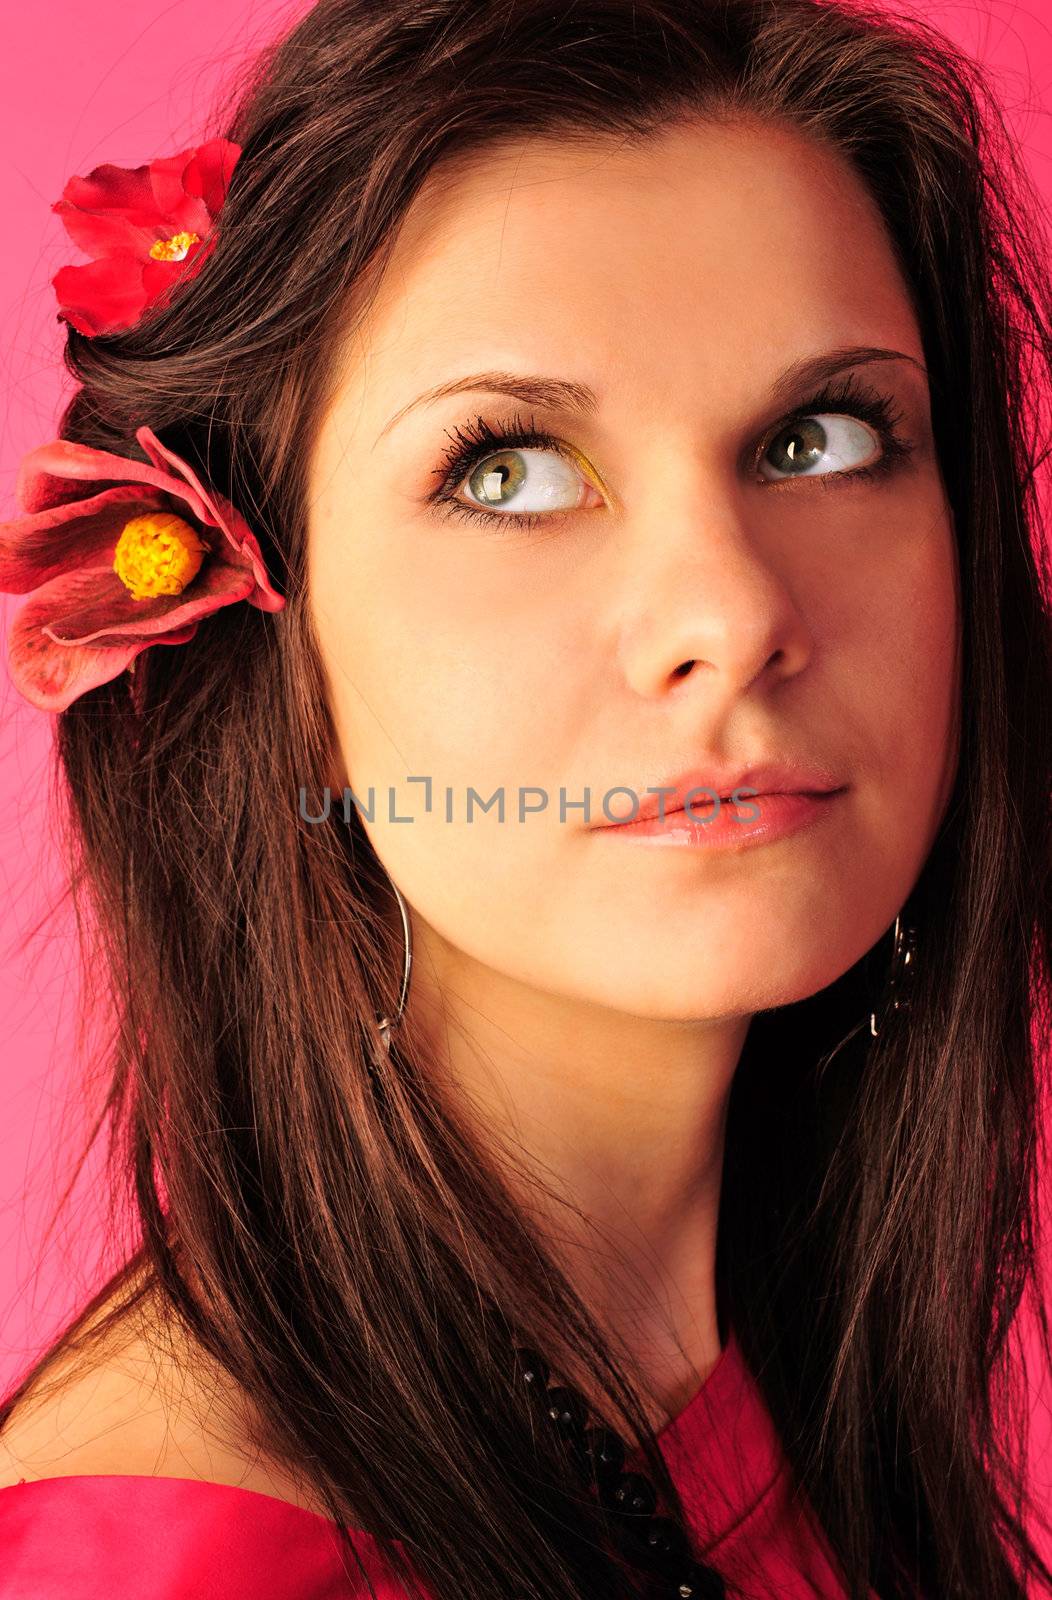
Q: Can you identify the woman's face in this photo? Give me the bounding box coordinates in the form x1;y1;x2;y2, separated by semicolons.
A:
307;116;959;1030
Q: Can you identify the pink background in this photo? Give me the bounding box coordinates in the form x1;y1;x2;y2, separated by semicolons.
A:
0;0;1050;1552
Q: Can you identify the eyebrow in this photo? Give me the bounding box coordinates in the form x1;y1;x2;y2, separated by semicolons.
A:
374;344;927;442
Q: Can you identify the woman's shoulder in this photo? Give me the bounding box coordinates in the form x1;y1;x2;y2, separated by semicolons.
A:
0;1289;387;1597
0;1279;324;1513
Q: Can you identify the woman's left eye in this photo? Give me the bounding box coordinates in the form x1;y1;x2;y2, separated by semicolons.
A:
758;413;883;480
427;381;914;531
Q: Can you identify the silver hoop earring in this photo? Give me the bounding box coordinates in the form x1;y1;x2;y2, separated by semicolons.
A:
376;879;413;1053
869;913;918;1037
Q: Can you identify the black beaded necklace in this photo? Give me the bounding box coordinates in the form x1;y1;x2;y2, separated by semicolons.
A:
367;1060;726;1593
511;1343;727;1599
373;890;727;1595
371;887;921;1599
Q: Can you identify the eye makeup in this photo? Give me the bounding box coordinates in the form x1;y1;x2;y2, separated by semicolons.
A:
424;369;918;532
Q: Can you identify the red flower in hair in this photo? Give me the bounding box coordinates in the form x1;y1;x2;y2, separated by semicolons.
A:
50;139;241;337
0;426;284;713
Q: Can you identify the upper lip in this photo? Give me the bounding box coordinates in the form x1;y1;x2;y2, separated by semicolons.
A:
594;758;847;825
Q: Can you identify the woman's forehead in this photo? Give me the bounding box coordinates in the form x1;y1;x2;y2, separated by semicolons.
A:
320;119;923;459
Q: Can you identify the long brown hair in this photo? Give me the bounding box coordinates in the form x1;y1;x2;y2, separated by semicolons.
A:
3;1;1052;1596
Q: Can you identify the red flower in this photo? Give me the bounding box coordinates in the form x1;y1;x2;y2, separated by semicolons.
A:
51;139;241;337
0;426;284;713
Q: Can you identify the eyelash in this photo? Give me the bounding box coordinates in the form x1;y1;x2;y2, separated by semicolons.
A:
426;372;917;532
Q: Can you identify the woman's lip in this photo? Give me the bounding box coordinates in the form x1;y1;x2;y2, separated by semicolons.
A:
594;787;848;848
607;761;847;823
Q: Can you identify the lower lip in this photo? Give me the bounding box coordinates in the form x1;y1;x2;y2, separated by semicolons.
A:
595;789;847;848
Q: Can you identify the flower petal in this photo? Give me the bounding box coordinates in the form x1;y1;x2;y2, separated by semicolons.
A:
39;557;255;646
16;436;211;522
138;255;205;311
0;485;153;592
182;139;241;218
55;161;159;223
8;594;197;714
134;427;284;611
147;147;215;237
52;201;164;263
51;257;150;338
133;427;230;526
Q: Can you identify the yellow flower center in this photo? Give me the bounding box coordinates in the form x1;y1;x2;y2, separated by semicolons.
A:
112;512;207;600
148;230;201;262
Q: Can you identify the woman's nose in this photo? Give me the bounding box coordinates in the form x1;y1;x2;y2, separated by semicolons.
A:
614;490;815;703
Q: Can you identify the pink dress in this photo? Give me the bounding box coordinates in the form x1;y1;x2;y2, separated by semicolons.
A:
0;1328;857;1598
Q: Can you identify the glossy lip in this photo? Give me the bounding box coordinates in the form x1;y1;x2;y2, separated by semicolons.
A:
597;787;848;850
591;759;847;828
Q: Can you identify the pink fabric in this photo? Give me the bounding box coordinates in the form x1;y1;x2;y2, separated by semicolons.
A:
0;1329;859;1598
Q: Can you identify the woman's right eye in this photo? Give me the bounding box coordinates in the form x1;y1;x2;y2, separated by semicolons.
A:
428;411;605;531
456;446;602;519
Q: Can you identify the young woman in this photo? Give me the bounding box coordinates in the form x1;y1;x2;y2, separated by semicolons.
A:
0;0;1050;1596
